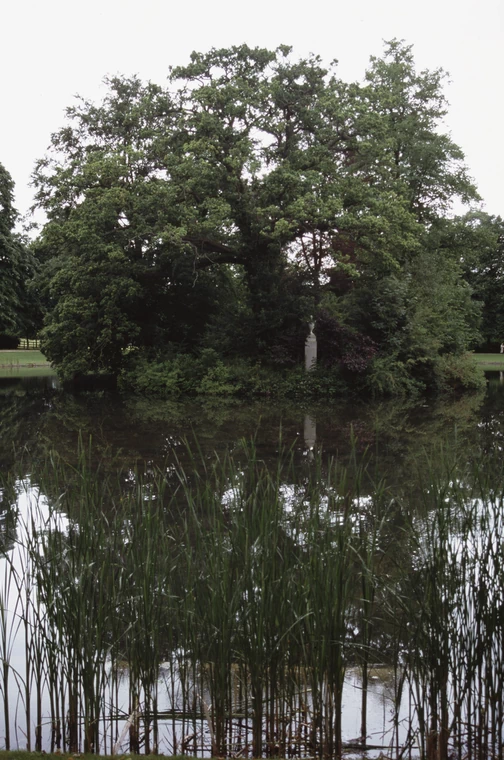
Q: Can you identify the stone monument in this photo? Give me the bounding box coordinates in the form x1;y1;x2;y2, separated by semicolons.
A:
305;320;317;371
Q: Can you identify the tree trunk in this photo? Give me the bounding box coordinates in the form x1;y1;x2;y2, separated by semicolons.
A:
243;243;286;348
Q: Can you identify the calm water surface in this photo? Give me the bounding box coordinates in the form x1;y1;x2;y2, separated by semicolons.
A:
1;371;504;484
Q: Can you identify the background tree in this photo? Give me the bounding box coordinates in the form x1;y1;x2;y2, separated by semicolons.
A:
0;162;36;340
441;212;504;349
357;40;477;220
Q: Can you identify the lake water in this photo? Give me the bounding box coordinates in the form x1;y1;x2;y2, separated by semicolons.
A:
2;370;504;478
1;372;504;757
2;372;504;528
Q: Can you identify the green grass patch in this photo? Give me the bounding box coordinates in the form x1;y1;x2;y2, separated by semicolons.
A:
0;754;137;760
0;350;49;367
0;751;191;760
0;366;56;379
470;352;504;371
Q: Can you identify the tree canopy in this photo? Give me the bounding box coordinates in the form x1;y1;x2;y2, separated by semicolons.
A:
32;41;484;391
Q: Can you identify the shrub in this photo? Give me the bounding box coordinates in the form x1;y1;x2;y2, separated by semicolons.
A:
197;361;238;396
120;350;348;399
366;354;425;397
316;310;377;373
433;353;487;393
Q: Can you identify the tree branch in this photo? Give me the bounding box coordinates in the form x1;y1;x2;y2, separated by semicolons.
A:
183;236;243;268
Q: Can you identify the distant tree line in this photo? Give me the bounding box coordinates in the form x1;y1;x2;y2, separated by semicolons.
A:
2;40;503;393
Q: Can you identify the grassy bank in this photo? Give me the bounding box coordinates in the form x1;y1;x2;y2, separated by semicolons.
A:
0;755;196;760
0;755;193;760
471;352;504;371
0;754;137;760
0;754;186;760
0;350;49;368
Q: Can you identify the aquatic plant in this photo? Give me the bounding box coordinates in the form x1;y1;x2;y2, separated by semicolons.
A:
0;440;503;758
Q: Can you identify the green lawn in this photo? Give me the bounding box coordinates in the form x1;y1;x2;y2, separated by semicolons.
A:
471;353;504;371
0;754;138;760
0;366;56;379
0;349;502;373
0;753;188;760
0;350;49;367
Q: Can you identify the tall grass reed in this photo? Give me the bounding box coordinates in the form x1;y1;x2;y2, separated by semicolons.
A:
0;439;503;758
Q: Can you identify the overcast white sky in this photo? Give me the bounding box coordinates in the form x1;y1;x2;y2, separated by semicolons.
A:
1;0;503;226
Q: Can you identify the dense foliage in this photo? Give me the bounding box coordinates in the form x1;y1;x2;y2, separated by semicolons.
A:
0;162;37;340
449;212;504;348
29;41;494;392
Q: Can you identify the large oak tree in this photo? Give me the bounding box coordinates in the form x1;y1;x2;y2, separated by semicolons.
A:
32;41;480;382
